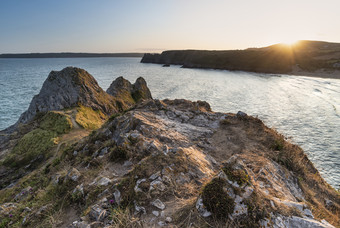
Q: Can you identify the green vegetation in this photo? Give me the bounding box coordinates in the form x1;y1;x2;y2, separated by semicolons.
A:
2;111;72;168
3;129;57;168
75;105;106;130
272;138;285;151
201;178;235;219
222;165;250;187
40;111;72;134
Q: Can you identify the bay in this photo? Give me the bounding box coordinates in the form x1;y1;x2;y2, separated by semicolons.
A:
0;57;339;189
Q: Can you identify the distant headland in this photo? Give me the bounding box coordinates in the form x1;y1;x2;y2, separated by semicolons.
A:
0;52;144;58
141;40;340;79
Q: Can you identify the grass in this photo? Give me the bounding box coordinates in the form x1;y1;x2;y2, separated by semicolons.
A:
109;207;144;228
3;129;57;168
40;111;72;134
75;105;106;130
2;111;72;168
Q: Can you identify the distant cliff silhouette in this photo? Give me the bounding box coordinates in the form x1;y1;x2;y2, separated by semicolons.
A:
142;40;340;75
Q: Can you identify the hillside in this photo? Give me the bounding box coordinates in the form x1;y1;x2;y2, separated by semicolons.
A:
141;40;340;78
0;67;339;227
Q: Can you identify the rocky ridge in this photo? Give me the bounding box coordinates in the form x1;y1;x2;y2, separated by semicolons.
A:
0;67;339;227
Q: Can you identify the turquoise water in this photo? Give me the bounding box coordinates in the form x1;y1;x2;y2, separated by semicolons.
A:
0;57;339;188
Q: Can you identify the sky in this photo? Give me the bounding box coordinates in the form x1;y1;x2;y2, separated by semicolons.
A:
0;0;339;53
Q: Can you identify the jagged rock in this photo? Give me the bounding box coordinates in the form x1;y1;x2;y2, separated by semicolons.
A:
132;77;153;102
106;76;152;106
236;111;247;118
18;67;117;124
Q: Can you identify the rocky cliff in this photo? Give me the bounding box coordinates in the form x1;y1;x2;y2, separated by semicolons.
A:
0;68;339;228
141;40;340;78
17;67;116;124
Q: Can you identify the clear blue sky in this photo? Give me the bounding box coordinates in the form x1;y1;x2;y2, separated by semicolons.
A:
1;0;339;53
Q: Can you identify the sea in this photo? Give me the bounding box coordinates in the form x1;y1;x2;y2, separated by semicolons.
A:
0;57;339;189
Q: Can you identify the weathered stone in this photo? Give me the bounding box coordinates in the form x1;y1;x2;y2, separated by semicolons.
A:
114;189;121;205
134;178;147;193
73;184;84;196
89;204;107;221
152;199;165;210
67;168;81;182
196;197;211;217
152;211;160;217
96;177;112;186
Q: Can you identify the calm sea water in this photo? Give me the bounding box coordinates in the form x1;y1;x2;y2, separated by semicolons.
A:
0;57;339;188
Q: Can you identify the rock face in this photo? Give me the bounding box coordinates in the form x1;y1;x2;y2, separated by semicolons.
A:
106;76;152;104
17;67;117;124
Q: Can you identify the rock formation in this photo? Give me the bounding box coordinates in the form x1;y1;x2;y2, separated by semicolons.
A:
17;67;117;124
106;76;152;109
0;68;339;228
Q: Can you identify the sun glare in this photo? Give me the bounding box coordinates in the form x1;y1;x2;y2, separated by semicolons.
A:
281;38;299;46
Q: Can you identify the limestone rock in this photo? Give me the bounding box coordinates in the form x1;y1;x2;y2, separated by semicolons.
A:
151;199;165;210
106;76;152;106
18;67;117;124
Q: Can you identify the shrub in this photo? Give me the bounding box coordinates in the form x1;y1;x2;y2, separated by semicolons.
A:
201;178;235;219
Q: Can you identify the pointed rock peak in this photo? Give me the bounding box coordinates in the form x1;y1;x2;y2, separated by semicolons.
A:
106;76;152;103
106;76;133;97
18;67;116;124
132;77;153;102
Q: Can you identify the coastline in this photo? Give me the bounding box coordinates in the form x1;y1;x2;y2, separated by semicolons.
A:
289;69;340;80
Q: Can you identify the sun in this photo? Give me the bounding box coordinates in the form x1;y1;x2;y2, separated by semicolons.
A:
281;38;299;46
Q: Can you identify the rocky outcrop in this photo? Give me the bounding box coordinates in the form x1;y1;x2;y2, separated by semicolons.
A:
0;70;339;227
17;67;117;124
106;76;152;105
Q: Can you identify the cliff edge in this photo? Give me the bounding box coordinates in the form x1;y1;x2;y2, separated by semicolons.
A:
0;68;338;228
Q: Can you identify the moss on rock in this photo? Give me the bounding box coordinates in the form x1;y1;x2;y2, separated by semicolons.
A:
222;165;250;187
